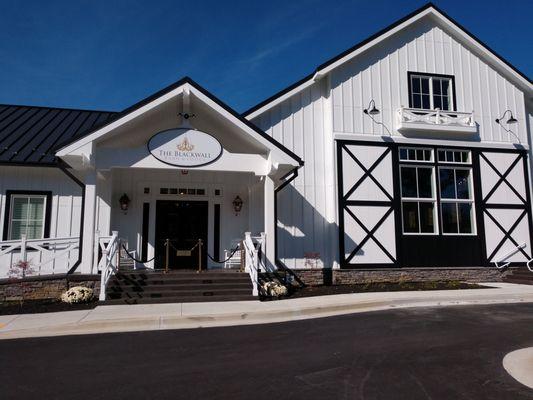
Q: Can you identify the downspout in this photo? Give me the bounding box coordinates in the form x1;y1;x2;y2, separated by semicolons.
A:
273;166;300;264
58;161;86;274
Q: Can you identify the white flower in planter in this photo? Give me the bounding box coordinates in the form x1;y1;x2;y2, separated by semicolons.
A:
262;281;288;297
61;286;94;304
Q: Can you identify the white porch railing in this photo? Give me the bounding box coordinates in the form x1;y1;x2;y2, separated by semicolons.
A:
0;235;79;278
98;231;120;301
396;107;476;133
494;243;527;270
243;232;266;297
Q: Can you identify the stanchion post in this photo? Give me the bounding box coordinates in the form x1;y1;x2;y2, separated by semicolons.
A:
197;239;203;273
165;238;170;274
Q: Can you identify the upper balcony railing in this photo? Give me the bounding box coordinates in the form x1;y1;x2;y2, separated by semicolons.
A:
396;107;477;134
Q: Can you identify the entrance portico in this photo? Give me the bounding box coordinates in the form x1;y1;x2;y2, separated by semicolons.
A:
56;78;302;274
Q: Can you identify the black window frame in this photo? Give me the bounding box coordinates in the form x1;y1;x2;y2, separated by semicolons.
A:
2;190;52;241
407;71;457;112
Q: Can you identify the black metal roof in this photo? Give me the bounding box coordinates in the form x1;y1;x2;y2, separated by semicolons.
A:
0;104;116;166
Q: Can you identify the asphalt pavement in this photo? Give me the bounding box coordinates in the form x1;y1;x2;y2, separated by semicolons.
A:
1;303;532;400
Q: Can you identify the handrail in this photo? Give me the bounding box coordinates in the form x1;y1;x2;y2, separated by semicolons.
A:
0;235;80;277
526;258;533;273
494;243;526;269
398;107;475;127
98;231;120;301
243;232;264;296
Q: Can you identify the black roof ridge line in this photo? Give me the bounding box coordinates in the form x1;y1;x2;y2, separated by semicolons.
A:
55;76;303;165
53;76;193;151
0;103;117;114
242;2;532;117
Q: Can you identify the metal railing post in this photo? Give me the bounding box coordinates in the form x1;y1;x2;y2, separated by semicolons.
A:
165;238;170;274
197;239;203;273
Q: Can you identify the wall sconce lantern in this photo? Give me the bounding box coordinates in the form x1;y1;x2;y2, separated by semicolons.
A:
495;109;518;125
119;193;131;213
363;99;380;115
232;195;243;215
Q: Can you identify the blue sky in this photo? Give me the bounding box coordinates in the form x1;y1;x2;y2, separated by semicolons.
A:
0;0;531;113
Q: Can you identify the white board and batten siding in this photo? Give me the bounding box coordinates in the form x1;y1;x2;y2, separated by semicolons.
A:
330;18;527;144
253;81;339;270
251;15;532;270
0;166;82;275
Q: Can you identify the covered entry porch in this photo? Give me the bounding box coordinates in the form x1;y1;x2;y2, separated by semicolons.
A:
99;168;267;271
55;78;302;283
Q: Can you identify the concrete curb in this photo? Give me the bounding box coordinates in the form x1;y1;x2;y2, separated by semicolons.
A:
503;348;533;389
1;282;533;340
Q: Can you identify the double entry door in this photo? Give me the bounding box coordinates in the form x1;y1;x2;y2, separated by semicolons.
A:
154;200;208;269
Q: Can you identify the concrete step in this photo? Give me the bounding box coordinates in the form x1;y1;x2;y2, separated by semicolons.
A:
103;294;257;305
110;277;251;286
107;287;252;299
107;283;252;293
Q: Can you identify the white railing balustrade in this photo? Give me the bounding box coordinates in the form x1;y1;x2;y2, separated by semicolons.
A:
243;232;265;297
494;243;527;270
98;231;120;301
397;107;476;133
0;235;79;278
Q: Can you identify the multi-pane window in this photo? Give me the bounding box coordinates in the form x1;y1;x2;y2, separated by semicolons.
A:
8;195;47;240
439;167;475;234
399;147;475;236
438;149;470;164
400;163;437;234
399;147;433;162
409;74;454;111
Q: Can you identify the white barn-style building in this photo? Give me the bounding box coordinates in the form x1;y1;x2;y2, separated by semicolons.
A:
0;3;532;298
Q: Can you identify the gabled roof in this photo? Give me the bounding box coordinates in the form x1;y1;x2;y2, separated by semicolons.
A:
243;2;532;119
0;104;116;166
56;77;303;166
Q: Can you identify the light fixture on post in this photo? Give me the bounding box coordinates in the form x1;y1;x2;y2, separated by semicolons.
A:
495;109;518;125
363;99;380;115
119;193;131;214
232;195;243;216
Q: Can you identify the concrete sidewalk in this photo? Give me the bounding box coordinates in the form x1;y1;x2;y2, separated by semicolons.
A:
1;282;533;340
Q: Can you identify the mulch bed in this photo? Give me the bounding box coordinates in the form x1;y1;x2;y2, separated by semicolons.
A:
0;299;98;315
263;280;488;301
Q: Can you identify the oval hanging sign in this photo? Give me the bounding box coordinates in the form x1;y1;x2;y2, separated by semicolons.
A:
147;128;223;167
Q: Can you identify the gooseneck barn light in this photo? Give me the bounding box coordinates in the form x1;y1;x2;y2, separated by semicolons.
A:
119;193;131;213
363;99;380;115
495;109;518;125
232;196;243;215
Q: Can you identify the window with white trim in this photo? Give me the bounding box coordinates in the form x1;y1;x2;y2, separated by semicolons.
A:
439;167;475;234
399;147;433;162
438;149;471;164
400;164;437;234
409;73;454;111
7;195;47;240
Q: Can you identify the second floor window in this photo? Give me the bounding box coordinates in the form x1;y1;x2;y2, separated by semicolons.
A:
408;73;454;111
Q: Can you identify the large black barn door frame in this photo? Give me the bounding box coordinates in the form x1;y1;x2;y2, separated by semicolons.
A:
337;140;398;268
478;149;533;267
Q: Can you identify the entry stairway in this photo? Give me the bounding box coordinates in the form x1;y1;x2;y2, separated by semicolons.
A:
103;270;257;304
503;267;533;286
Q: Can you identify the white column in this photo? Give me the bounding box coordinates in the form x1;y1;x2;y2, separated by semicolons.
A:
81;170;97;274
96;170;112;236
264;175;276;271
